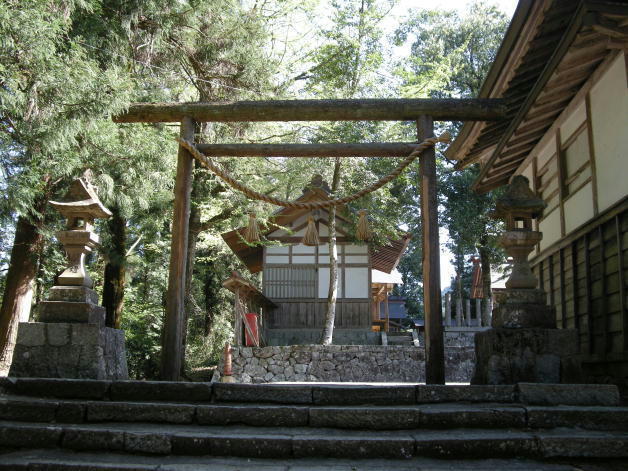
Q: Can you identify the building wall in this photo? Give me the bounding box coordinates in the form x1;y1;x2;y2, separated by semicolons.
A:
514;51;628;390
262;216;371;331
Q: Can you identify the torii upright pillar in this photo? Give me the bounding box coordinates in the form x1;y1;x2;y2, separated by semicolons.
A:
418;115;445;384
161;116;195;381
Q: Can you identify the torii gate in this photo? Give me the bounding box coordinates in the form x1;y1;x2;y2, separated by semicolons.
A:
114;98;506;383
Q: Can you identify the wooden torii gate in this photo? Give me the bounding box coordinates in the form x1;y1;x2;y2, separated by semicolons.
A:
114;98;506;383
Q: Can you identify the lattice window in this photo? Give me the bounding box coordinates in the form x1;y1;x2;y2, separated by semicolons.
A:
263;265;316;299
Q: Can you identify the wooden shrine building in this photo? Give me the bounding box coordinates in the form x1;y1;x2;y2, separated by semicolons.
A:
447;0;628;390
221;178;409;345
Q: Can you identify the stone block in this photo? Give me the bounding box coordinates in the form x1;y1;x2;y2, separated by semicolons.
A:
47;323;71;346
15;323;46;347
517;383;620;406
70;323;102;346
419;404;526;428
292;433;414;459
62;428;124;451
0;423;62;448
526;406;628;430
197;404;308;427
86;402;195;424
472;328;581;385
492;303;556;329
213;383;313;404
110;380;211;402
313;385;416;405
309;406;421;430
413;430;539;458
56;401;86;423
210;433;293;458
170;435;213;455
537;431;628;458
8;378;111;399
0;398;58;422
416;385;516;403
125;432;172;455
48;286;99;304
39;301;105;326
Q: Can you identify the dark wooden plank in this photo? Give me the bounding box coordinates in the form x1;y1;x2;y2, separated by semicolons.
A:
618;215;628;352
196;142;427;158
585;232;594;355
161;116;195;381
571;240;580;336
418;115;444;384
113;98;508;123
599;225;608;357
559;248;567;329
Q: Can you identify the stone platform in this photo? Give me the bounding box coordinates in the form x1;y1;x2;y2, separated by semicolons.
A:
9;286;128;380
472;328;582;385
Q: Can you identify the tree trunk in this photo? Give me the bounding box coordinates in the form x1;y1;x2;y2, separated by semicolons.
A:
478;240;493;327
320;158;341;345
0;215;44;374
102;210;127;329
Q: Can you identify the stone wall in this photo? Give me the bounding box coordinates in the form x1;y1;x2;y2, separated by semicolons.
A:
213;345;474;383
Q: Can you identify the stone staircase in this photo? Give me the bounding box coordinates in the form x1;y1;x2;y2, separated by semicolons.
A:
385;331;416;346
1;378;628;470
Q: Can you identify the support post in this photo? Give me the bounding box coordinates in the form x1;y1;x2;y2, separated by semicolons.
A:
476;298;482;327
418;115;445;384
161;116;195;381
466;299;472;327
384;290;390;333
445;292;451;327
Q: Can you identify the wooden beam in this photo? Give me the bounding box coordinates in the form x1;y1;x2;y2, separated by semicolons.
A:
113;98;508;123
418;115;444;384
196;142;423;158
161;116;195;381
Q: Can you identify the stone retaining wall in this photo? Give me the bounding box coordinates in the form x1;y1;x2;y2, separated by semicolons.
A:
213;345;474;383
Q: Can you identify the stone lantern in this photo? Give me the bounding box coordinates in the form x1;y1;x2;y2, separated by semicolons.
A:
49;176;112;288
493;175;546;291
472;175;581;385
9;174;128;380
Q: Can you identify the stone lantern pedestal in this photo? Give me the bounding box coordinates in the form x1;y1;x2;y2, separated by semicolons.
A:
9;176;128;380
472;176;581;385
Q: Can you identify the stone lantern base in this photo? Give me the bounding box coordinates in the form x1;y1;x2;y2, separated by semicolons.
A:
9;286;128;380
472;327;583;384
472;290;582;385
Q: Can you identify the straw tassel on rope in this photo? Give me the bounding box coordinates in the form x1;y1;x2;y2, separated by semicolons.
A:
356;209;371;242
302;215;320;246
244;212;261;243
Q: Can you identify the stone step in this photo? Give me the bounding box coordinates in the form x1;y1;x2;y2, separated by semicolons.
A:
2;449;618;470
2;396;628;431
1;421;628;460
1;378;621;406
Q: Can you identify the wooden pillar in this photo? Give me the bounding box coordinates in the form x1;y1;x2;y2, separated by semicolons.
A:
161;116;195;381
445;292;452;327
475;299;482;327
418;115;444;384
465;299;471;327
234;287;242;346
385;289;390;333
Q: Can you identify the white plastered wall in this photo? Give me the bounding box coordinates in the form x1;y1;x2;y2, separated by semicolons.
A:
589;52;628;212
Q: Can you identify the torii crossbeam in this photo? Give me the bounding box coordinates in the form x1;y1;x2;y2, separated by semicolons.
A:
114;98;507;383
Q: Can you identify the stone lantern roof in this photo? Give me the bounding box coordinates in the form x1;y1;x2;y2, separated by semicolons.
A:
49;177;112;221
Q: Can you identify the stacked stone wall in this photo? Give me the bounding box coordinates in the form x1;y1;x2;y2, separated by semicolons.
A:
214;345;474;383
